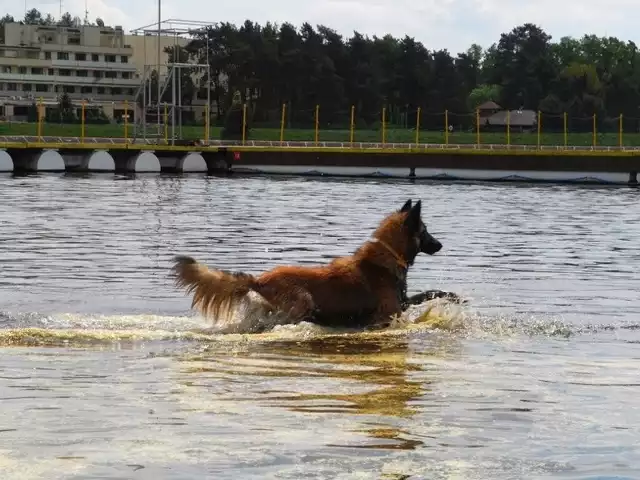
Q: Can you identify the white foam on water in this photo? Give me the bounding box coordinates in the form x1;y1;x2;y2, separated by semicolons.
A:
0;297;470;347
0;294;597;349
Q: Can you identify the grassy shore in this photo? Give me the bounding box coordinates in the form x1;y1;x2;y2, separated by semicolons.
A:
0;121;636;146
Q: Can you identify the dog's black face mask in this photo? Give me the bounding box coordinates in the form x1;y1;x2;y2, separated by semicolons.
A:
400;199;442;256
418;228;443;255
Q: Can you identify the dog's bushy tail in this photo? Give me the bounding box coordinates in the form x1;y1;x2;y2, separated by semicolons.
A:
171;255;256;322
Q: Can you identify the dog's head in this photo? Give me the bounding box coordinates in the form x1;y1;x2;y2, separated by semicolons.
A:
399;199;442;256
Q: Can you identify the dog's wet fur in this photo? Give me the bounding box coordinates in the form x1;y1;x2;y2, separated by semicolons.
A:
172;199;463;333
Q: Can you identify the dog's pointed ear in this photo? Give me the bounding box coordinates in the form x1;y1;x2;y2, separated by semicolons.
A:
404;200;422;229
400;199;412;212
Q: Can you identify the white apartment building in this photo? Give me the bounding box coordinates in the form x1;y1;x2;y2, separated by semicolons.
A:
0;22;140;121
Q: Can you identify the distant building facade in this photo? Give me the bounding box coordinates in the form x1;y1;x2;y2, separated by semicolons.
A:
0;22;140;121
0;21;218;126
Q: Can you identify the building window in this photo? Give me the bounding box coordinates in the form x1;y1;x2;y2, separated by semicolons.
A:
127;88;134;96
23;84;32;91
7;83;17;91
44;52;51;60
18;67;27;74
2;66;11;73
13;106;28;116
76;53;87;61
105;71;117;79
93;71;103;78
81;86;92;94
31;68;44;75
76;70;88;77
57;52;69;60
120;56;128;63
92;54;100;62
105;55;116;63
97;87;105;94
68;37;80;45
59;69;71;76
36;84;48;92
48;68;54;75
63;85;75;93
122;72;131;79
112;87;122;95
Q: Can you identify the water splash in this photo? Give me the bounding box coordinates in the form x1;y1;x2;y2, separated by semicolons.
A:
1;294;636;348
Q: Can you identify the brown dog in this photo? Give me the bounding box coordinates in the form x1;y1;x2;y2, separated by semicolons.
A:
171;199;460;331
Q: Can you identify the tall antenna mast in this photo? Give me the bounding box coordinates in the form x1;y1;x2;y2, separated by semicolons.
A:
59;0;62;19
84;0;89;24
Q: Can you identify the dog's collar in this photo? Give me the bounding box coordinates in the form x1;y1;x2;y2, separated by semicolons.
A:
370;237;407;270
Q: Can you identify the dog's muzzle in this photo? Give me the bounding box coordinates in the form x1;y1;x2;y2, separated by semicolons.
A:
421;233;442;255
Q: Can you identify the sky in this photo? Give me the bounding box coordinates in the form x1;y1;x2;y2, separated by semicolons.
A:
3;0;638;54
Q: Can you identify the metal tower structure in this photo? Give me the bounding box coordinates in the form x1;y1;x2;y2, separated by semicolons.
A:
129;19;213;144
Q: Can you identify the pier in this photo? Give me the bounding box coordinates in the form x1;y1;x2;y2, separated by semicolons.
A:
0;136;228;174
1;135;640;185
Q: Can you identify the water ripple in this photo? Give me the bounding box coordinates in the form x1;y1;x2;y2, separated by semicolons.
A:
0;174;639;479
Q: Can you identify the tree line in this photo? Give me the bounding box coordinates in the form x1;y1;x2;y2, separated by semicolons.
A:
179;21;640;132
4;10;640;132
0;9;106;30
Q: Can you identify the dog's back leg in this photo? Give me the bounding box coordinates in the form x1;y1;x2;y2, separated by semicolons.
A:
253;283;317;327
286;287;316;324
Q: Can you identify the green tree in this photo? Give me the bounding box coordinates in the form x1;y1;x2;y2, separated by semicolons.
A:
24;8;43;24
0;14;14;40
57;12;74;27
468;84;502;109
222;91;251;140
59;93;76;123
487;23;559;109
27;102;38;122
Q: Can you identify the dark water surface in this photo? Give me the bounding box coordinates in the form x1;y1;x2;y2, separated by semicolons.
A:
0;173;639;479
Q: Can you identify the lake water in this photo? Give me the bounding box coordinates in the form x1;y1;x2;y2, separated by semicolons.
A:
0;173;639;479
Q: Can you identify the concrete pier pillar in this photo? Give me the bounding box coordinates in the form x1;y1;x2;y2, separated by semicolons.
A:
154;151;182;173
202;151;231;174
6;148;66;172
61;153;91;171
110;150;141;173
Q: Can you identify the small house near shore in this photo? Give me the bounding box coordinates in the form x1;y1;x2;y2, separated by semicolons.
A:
477;101;502;119
481;108;537;132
